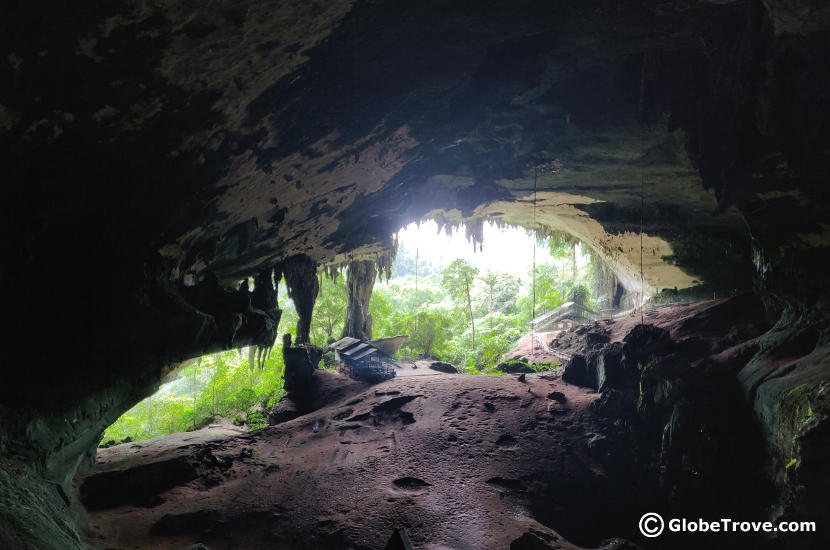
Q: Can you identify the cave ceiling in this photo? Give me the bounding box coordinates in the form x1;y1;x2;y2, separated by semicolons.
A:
2;0;780;298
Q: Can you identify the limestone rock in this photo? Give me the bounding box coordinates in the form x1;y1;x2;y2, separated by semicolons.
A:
562;354;590;387
497;361;534;374
414;360;458;373
267;398;300;426
591;389;635;419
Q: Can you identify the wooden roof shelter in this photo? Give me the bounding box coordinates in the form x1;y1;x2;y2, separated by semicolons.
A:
330;337;397;382
531;301;598;332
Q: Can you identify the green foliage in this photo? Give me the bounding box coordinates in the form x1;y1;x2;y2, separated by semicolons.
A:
102;346;285;445
104;227;607;444
310;275;348;346
475;313;525;369
246;412;268;431
441;258;479;353
368;290;394;338
221;387;258;413
441;258;479;304
401;310;453;357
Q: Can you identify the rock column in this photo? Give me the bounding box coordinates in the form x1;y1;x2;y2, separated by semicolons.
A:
282;254;319;344
341;260;377;341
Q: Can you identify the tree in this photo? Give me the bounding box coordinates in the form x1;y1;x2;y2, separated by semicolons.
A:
532;264;563;313
477;270;520;315
311;275;348;345
479;269;499;316
441;259;479;354
368;291;394;338
403;310;452;357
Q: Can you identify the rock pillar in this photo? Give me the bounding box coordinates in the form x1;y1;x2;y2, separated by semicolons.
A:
282;254;319;344
341;260;377;341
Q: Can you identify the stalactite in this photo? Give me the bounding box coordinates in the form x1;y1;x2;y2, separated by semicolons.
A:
374;234;398;282
424;213;485;252
324;263;344;284
244;267;282;367
341;259;377;341
464;217;484;252
282;254;319;344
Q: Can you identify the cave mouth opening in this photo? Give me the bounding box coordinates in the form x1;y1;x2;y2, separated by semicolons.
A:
379;218;607;368
101;218;626;447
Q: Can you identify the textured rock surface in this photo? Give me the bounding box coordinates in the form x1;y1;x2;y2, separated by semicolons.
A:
341;260;377;341
82;368;766;550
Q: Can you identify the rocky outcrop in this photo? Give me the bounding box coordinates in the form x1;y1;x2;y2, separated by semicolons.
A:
80;448;225;510
558;298;778;522
268;367;370;426
497;361;534;374
369;334;408;356
427;361;458;374
414;360;458;373
80;371;757;550
281;335;323;393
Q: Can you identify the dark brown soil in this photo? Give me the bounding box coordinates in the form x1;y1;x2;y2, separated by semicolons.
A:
81;369;624;550
80;300;773;550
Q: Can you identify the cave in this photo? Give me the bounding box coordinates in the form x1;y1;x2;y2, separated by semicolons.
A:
1;1;829;549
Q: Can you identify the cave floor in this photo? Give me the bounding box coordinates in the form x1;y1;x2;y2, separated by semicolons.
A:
79;300;773;550
80;370;628;550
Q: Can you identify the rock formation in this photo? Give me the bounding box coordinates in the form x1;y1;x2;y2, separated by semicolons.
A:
281;255;320;344
341;260;377;341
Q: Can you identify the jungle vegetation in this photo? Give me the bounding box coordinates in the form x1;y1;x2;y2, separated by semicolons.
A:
102;232;607;444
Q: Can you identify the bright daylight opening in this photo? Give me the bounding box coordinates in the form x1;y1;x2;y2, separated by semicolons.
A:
101;220;624;447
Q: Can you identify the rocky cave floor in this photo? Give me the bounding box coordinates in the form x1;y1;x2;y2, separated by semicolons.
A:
78;299;784;550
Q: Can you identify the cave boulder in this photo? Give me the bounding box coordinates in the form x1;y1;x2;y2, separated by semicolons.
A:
622;324;672;371
497;360;534;374
283;340;323;393
267;398;300;426
80;449;220;510
584;328;611;350
415;360;458;373
591;389;635;419
596;342;625;390
562;354;591;387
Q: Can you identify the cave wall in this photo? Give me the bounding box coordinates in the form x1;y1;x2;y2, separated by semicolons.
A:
1;0;829;547
648;2;830;522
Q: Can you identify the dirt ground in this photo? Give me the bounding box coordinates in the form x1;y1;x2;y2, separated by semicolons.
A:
80;368;640;550
79;299;767;550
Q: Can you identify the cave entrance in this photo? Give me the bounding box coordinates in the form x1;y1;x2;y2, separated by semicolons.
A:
100;278;303;448
100;219;629;446
356;218;624;373
99;345;287;447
